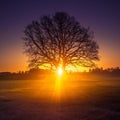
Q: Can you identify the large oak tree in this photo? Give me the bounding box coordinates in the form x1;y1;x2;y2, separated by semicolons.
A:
23;12;99;71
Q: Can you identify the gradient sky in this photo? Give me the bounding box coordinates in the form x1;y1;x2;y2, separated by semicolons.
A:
0;0;120;72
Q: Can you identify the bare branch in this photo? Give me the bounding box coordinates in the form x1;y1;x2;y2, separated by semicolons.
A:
23;12;99;70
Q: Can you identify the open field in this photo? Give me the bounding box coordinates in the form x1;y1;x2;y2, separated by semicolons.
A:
0;76;120;120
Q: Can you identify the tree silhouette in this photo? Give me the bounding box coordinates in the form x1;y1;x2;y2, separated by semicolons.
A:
23;12;99;71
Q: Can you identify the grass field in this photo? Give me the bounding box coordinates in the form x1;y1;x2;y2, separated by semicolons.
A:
0;76;120;120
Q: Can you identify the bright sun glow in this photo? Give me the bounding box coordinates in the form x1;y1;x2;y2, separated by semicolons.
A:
57;67;63;75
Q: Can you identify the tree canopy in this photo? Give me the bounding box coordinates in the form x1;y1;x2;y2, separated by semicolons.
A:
23;12;99;71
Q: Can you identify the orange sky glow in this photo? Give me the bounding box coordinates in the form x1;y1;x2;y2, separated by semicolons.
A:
0;44;120;72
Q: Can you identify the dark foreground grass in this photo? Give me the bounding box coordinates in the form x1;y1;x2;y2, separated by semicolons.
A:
0;77;120;120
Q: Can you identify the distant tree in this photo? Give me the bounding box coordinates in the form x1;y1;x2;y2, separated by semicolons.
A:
23;12;99;71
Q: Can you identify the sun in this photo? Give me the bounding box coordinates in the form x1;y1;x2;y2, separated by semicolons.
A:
57;67;63;76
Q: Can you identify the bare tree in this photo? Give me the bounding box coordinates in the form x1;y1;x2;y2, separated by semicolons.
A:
23;12;99;71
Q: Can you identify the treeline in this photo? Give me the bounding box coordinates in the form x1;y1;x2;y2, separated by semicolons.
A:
89;67;120;77
0;67;120;80
0;69;52;80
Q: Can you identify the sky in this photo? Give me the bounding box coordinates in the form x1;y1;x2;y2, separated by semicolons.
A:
0;0;120;72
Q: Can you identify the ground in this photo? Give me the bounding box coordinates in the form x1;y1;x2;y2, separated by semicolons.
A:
0;76;120;120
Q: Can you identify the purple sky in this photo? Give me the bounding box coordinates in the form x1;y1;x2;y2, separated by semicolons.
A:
0;0;120;72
